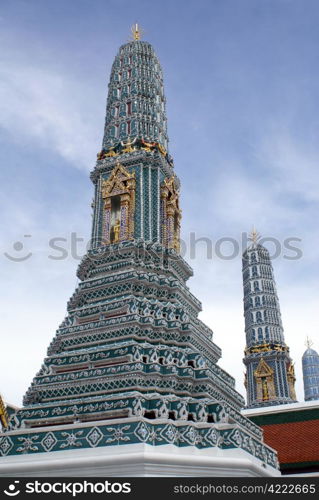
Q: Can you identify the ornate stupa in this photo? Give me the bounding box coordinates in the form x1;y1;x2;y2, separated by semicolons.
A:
302;338;319;401
0;27;279;476
242;229;297;408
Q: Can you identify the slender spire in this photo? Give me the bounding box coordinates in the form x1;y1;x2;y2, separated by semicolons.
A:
242;238;296;407
302;340;319;401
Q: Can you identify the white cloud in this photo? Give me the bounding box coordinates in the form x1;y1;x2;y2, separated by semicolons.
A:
0;59;103;170
256;127;319;203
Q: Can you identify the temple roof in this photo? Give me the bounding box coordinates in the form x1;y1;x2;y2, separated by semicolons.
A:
243;401;319;473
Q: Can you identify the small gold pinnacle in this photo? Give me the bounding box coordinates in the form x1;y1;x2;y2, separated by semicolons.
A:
248;226;261;245
131;23;142;41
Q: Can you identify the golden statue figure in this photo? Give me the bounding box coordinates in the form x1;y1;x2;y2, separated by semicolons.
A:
157;143;167;156
121;137;136;153
262;378;269;401
113;219;121;242
141;138;155;152
173;234;180;252
105;146;118;157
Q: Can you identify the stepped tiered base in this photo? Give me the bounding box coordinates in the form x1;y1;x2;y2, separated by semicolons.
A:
0;242;279;476
0;438;279;477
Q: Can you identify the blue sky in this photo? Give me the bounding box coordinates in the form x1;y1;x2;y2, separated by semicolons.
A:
1;0;318;406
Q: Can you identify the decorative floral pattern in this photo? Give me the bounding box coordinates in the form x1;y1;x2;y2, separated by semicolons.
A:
0;419;278;469
0;436;13;456
105;425;131;444
41;432;57;452
86;427;103;447
16;435;39;453
60;431;83;449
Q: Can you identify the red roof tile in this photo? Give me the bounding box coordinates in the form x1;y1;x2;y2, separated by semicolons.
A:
260;419;319;465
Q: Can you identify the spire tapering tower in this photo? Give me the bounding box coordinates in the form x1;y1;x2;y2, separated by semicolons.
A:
91;31;177;249
102;30;168;153
242;230;297;408
0;31;279;477
302;339;319;401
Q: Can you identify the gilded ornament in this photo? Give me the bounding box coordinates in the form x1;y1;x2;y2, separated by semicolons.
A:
121;137;136;154
105;146;118;157
254;358;276;402
287;362;297;400
157;143;167;156
131;23;143;41
248;226;261;245
141;138;155;152
0;395;8;428
101;162;135;244
246;343;287;355
113;219;121;243
261;378;269;400
160;176;181;252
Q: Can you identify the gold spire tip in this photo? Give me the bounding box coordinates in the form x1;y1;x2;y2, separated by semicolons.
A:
131;23;142;41
248;226;261;245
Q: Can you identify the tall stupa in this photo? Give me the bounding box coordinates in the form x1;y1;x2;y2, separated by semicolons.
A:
242;230;297;408
0;26;279;477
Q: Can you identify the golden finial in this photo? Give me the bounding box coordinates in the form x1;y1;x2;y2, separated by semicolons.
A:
248;226;261;245
131;23;142;41
305;336;314;349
